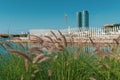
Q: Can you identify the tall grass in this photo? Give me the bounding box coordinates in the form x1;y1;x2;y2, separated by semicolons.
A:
0;31;120;80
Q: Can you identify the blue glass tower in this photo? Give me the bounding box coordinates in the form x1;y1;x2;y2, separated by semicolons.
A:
77;12;82;28
82;10;89;28
77;10;89;29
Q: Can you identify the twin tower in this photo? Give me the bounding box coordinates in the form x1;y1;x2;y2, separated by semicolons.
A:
77;10;89;29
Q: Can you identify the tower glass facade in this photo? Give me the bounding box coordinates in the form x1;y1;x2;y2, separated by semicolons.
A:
77;12;82;28
77;10;89;29
82;10;89;28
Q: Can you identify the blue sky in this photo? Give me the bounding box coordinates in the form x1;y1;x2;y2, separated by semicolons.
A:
0;0;120;33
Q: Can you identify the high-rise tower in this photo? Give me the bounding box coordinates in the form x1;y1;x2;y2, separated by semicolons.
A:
77;12;82;28
77;10;89;29
82;10;89;28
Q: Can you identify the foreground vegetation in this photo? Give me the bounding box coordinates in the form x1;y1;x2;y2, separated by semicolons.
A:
0;31;120;80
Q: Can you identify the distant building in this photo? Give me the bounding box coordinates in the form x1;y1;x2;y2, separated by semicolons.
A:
103;24;120;34
77;10;89;29
82;10;89;28
76;12;82;28
29;29;58;37
104;24;120;31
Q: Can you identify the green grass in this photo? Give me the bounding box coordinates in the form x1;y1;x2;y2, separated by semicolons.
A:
0;42;120;80
0;55;32;80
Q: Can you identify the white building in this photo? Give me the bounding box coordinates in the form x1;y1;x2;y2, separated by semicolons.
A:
29;29;58;37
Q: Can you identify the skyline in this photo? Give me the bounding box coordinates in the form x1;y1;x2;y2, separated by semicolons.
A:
0;0;120;33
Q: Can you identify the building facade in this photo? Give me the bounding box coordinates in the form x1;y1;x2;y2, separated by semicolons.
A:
77;10;89;29
76;12;82;28
82;10;89;28
104;24;120;32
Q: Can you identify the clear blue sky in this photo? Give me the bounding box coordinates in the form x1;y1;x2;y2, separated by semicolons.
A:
0;0;120;33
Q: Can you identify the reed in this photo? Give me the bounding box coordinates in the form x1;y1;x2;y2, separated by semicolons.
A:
38;56;50;63
50;31;58;40
29;35;43;43
0;42;6;49
89;37;95;46
25;59;29;72
0;31;120;80
44;36;54;43
113;39;119;46
33;53;44;63
8;49;32;62
28;47;43;53
58;30;67;47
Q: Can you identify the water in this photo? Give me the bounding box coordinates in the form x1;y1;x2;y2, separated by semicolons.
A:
0;37;119;56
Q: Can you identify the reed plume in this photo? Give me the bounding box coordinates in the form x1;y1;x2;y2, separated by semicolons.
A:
116;35;120;40
69;33;74;45
28;47;43;53
57;38;62;42
25;59;29;72
33;53;44;63
30;35;43;43
28;53;39;57
33;69;40;74
48;46;56;54
42;41;50;47
113;39;119;46
8;50;32;62
0;42;6;49
44;36;54;43
89;37;95;46
17;43;25;51
2;43;13;49
48;69;52;76
58;30;67;47
50;31;58;40
54;43;64;52
38;57;50;63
